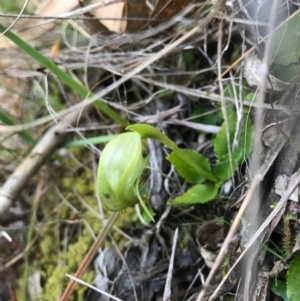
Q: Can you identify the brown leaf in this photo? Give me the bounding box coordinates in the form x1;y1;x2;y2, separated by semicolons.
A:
91;0;127;33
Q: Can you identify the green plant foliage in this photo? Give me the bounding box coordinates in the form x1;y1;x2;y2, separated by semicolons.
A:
224;81;246;99
214;105;253;161
272;63;299;82
192;107;223;130
237;116;254;160
183;49;197;70
125;121;253;206
214;106;236;160
168;183;218;206
99;113;253;208
213;105;253;182
127;124;177;147
140;199;156;224
287;252;300;301
244;92;257;102
271;12;300;66
223;81;257;104
271;279;289;301
167;149;211;184
214;153;240;184
127;124;217;182
0;109;36;145
259;242;284;260
269;12;300;80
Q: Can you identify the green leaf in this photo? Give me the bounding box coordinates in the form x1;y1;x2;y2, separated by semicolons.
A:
224;83;241;99
192;107;222;128
214;108;253;163
0;109;36;145
127;124;217;182
271;12;300;66
136;181;154;222
167;149;211;184
213;105;253;183
271;63;299;82
127;124;177;149
271;279;289;301
214;105;236;160
233;115;254;164
287;252;300;301
224;81;257;103
244;92;257;102
233;116;254;162
168;183;218;206
0;23;128;127
140;199;156;224
214;153;239;183
224;81;250;99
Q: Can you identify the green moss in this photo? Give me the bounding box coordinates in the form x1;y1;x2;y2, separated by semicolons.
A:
177;226;192;250
41;227;95;300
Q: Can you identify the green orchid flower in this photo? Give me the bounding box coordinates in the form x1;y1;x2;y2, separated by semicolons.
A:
97;132;154;221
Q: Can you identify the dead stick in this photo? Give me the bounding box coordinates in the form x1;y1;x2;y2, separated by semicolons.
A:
59;212;120;301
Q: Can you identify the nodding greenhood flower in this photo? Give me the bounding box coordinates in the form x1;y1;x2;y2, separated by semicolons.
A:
97;132;154;220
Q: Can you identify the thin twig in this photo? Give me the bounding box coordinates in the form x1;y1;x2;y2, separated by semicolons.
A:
163;227;178;301
164;120;220;134
59;212;120;301
65;274;123;301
